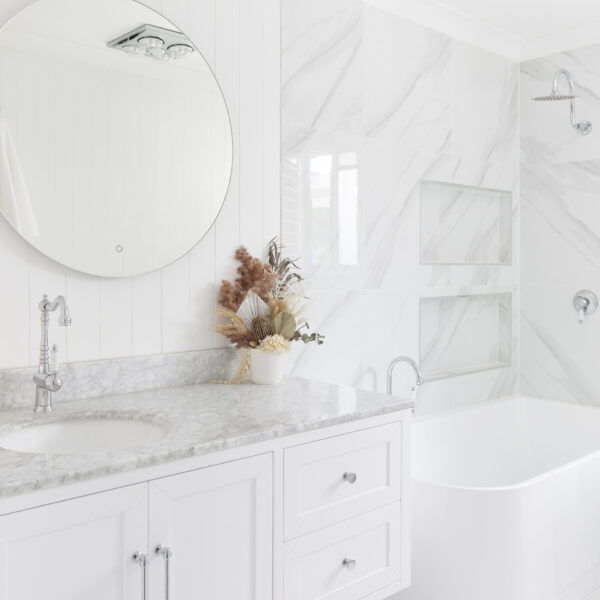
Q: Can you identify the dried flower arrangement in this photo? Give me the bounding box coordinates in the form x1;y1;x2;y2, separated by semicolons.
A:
216;238;324;383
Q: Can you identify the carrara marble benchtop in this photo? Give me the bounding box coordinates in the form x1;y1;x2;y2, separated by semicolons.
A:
0;376;412;498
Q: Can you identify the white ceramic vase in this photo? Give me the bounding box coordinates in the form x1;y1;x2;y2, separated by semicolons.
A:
250;349;284;385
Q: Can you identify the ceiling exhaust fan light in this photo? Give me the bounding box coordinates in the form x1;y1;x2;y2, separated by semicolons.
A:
148;47;174;61
137;35;164;49
121;42;144;55
167;43;193;58
108;26;194;64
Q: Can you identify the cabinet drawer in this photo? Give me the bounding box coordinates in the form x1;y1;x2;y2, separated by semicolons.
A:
284;423;402;539
284;503;402;600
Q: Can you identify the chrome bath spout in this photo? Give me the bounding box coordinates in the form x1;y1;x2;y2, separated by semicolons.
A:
387;356;423;411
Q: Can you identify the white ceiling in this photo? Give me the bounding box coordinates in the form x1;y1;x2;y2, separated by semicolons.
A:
367;0;600;61
432;0;600;41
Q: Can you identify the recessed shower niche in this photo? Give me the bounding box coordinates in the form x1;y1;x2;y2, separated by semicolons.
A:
420;292;512;379
420;180;512;265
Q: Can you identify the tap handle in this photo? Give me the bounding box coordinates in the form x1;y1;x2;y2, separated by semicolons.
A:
574;290;598;324
50;344;59;373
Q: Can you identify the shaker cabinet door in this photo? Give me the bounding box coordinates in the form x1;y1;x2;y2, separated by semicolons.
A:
0;484;148;600
149;453;273;600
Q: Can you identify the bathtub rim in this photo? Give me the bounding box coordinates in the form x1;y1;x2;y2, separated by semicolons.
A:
413;394;600;492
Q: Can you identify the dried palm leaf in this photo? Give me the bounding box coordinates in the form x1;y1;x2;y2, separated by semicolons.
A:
272;312;296;340
236;291;270;329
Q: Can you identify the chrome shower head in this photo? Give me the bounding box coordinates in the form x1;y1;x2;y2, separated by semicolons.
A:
531;69;591;135
532;93;577;101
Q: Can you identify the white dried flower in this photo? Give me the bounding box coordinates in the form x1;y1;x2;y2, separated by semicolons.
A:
258;334;291;354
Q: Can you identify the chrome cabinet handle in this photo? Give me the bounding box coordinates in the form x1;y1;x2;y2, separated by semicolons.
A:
156;544;173;600
343;472;357;484
132;552;149;600
343;557;357;571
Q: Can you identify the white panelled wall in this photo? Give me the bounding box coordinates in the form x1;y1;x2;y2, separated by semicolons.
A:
0;0;280;369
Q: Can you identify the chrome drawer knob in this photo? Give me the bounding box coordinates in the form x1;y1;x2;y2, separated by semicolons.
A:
343;558;357;571
343;472;357;484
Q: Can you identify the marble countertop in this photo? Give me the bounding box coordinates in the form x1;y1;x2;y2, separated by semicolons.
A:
0;376;412;499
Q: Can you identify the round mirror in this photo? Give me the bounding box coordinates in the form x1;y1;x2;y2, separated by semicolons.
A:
0;0;232;277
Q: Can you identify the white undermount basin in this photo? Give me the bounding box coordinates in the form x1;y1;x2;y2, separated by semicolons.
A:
0;418;164;455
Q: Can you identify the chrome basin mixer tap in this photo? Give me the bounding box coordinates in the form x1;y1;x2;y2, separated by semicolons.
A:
33;295;72;413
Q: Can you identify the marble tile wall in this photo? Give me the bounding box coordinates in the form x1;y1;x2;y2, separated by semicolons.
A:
281;0;520;413
521;46;600;403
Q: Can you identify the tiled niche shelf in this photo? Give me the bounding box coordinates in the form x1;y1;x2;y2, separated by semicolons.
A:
420;180;512;265
419;292;512;380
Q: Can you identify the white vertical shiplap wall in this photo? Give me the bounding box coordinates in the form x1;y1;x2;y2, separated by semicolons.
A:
0;0;281;369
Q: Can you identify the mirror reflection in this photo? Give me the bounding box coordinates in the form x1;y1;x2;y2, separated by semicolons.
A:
0;0;232;277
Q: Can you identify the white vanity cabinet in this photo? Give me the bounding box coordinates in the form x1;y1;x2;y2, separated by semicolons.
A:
148;453;273;599
0;455;272;600
0;484;148;600
0;411;410;600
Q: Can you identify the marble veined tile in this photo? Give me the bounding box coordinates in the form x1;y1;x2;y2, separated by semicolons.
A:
288;289;420;396
521;159;600;287
520;284;600;405
360;4;452;144
282;0;453;142
282;0;363;135
450;40;519;165
281;0;519;410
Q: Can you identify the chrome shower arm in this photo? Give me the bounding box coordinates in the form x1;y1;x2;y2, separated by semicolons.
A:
552;69;579;130
551;69;574;94
532;68;591;135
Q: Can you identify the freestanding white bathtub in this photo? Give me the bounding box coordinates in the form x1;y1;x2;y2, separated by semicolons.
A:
400;396;600;600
